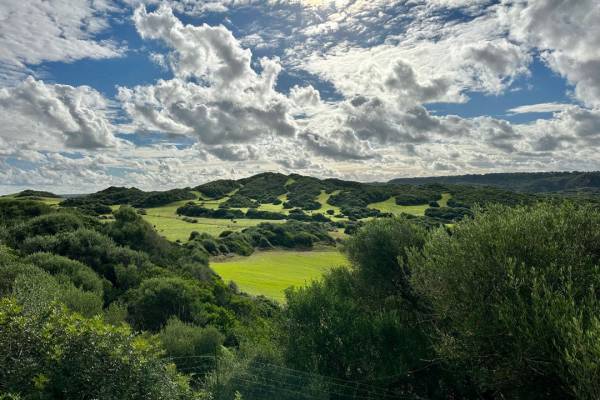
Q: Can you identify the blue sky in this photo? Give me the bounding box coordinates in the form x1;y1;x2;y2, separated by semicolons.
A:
0;0;599;193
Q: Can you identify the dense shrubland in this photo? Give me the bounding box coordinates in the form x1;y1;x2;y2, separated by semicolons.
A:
60;187;196;211
195;179;241;198
3;176;600;399
187;221;335;258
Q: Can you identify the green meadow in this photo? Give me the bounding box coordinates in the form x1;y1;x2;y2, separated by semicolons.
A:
211;249;348;302
140;198;273;241
369;192;451;216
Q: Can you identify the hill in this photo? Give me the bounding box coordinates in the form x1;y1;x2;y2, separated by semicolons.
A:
389;171;600;193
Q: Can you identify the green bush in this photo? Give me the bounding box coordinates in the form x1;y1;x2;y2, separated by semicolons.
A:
344;217;427;299
24;253;104;295
160;318;224;373
8;211;98;248
0;297;193;399
410;203;600;399
128;277;215;331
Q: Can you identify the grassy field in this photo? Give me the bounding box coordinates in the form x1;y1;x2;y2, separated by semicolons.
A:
368;193;451;216
212;249;348;302
140;199;275;241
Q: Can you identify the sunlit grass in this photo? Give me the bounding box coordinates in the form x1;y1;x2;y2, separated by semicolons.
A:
142;214;270;241
211;249;348;302
368;193;452;216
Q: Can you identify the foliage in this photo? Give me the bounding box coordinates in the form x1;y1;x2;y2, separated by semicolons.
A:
61;187;195;209
390;171;600;192
244;209;286;220
195;179;240;198
177;203;245;219
219;194;259;209
104;206;183;265
133;188;196;208
160;317;224;373
410;203;600;399
0;298;193;399
424;206;473;222
284;176;323;210
127;277;234;332
0;199;53;225
14;190;60;198
7;211;99;249
237;173;288;203
24;252;104;295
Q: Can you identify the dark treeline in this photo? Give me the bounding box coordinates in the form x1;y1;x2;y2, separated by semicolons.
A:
389;170;600;192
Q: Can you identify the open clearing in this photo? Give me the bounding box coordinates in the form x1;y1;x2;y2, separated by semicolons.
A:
368;192;451;216
132;191;452;241
211;249;348;302
140;199;273;241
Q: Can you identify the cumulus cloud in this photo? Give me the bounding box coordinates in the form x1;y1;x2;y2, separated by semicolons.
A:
300;130;375;161
0;77;118;149
501;0;600;106
0;0;122;83
119;5;297;146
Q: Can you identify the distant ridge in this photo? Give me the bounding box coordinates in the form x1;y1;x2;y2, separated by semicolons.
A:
389;171;600;193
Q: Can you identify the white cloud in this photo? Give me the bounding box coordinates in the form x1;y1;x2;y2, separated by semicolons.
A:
507;102;571;114
500;0;600;107
120;5;297;146
0;77;119;150
0;0;122;83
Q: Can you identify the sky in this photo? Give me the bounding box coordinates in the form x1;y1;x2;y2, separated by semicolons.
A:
0;0;599;193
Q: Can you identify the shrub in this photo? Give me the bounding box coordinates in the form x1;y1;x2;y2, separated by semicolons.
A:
424;206;473;222
410;203;600;399
159;318;224;372
0;298;193;399
128;277;214;331
24;253;104;295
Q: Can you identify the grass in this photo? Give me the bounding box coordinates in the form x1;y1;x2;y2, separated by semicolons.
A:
0;195;62;206
368;193;452;216
256;194;288;213
143;214;271;241
139;198;276;241
211;249;348;302
311;190;342;217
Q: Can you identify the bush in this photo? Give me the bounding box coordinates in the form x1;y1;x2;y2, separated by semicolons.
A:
0;199;53;224
410;203;600;399
245;209;286;220
195;180;240;198
128;277;214;331
160;318;224;372
344;217;427;299
24;253;104;295
8;212;98;248
0;298;193;399
395;193;429;205
424;206;473;222
177;203;244;219
220;194;258;209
